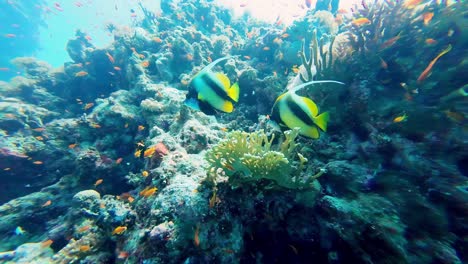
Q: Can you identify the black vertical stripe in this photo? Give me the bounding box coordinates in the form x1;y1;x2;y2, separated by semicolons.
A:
200;73;234;102
286;97;314;126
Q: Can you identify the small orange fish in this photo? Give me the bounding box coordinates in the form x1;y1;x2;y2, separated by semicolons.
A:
186;54;194;61
403;0;423;9
80;245;91;252
139;187;157;197
243;55;251;60
423;12;434;26
127;196;135;203
393;114;408;123
106;52;115;64
42;200;52;207
142;171;149;177
380;57;388;69
263;47;270;51
352;18;371;26
75;71;88;77
4;34;16;38
273;38;283;45
117;251;130;259
115;157;123;164
77;225;91;233
417;44;452;83
337;8;349;14
209;190;218;208
85;35;92;41
94;179;103;187
143;146;156;158
292;65;299;74
193;224;200;247
35;136;44;141
112;226;127;235
444;110;465;124
223;248;235;254
380;33;401;50
84;103;94;110
281;33;289;39
425;38;437;45
153;37;163;43
114;66;121;71
68;143;77;149
90;123;101;129
33;161;43;165
138;125;145;131
41;239;54;248
140;61;150;67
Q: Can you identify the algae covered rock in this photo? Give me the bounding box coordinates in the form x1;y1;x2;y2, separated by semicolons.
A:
2;242;54;264
73;190;101;216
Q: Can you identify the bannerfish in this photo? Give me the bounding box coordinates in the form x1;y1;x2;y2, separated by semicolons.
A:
271;80;345;139
184;56;240;115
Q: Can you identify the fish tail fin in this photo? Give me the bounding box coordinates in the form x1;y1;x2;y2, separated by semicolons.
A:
228;82;240;102
291;80;345;94
314;111;329;132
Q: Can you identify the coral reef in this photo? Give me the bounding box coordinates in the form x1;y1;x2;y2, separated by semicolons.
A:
0;0;466;263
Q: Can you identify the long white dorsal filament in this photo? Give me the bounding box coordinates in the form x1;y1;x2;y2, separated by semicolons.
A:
290;80;345;94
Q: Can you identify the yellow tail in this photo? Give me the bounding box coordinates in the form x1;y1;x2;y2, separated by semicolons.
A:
314;112;329;132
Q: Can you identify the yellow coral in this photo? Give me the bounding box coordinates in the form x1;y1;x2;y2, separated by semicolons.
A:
205;129;318;189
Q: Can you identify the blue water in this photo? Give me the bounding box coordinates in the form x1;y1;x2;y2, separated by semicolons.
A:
0;0;160;80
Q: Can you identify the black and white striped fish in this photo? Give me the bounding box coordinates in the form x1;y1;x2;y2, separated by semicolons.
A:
184;56;239;115
271;80;344;139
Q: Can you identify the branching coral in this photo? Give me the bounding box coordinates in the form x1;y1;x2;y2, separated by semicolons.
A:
205;129;321;189
345;0;419;57
299;29;335;82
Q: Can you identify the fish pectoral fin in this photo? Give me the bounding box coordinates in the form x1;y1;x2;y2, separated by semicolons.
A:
313;111;329;132
228;82;240;102
216;72;231;90
197;93;204;101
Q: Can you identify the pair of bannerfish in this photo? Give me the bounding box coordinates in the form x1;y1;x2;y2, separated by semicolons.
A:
184;56;344;139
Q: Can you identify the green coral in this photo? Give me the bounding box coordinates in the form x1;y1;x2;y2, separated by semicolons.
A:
205;129;320;189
